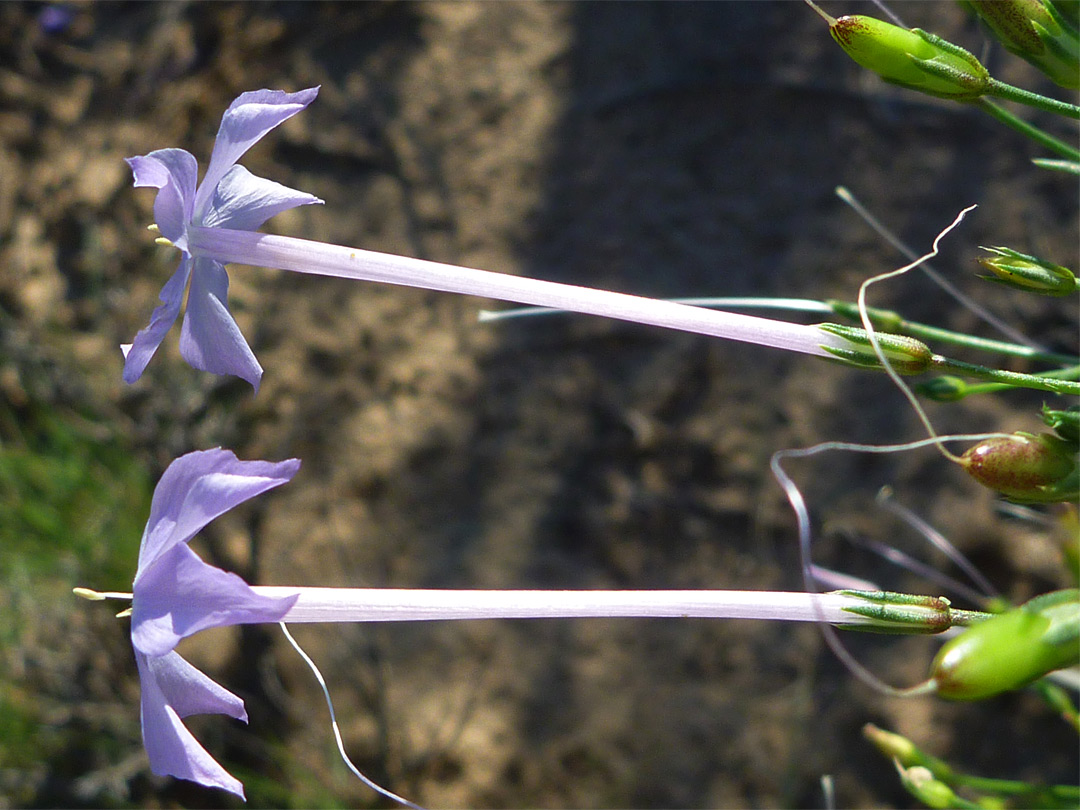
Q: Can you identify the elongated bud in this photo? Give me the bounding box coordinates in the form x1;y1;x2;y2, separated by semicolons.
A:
895;763;964;809
960;431;1078;503
863;724;921;766
863;724;956;778
925;589;1080;700
819;10;990;99
817;323;934;374
978;245;1078;296
969;0;1080;89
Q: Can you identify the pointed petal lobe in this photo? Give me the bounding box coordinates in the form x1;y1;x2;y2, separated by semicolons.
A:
137;651;246;798
178;259;263;390
194;87;320;222
136;449;299;575
202;164;322;231
122;256;192;384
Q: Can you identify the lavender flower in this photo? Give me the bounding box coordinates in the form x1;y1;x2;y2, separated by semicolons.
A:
124;88;322;390
126;88;882;390
76;447;983;800
129;448;300;798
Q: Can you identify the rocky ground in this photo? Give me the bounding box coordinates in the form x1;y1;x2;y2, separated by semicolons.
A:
1;2;1077;807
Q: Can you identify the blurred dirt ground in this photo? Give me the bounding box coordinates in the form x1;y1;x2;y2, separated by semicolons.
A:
0;2;1077;808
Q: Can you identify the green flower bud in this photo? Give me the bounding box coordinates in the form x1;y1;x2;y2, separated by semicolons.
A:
978;245;1078;296
927;590;1079;700
917;375;972;401
960;431;1078;503
863;724;964;783
827;15;990;99
1042;404;1080;442
969;0;1080;90
818;323;934;374
863;724;940;770
895;764;972;810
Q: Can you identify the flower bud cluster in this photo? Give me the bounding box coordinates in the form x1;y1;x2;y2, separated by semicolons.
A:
969;0;1080;90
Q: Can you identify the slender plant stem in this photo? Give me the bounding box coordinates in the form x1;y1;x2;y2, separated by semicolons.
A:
930;355;1080;394
985;77;1080;119
827;301;1078;366
924;366;1080;399
972;98;1080;160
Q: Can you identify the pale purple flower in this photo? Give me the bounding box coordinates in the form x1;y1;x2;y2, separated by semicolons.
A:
125;87;887;391
130;448;300;798
110;448;972;801
124;88;322;391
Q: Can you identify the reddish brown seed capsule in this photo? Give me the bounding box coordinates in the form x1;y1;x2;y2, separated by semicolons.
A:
960;433;1077;503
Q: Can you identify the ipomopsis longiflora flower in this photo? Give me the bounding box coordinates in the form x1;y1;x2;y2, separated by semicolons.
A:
77;447;1065;803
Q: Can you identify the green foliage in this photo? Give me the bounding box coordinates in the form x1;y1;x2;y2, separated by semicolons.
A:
0;369;153;804
0;400;151;587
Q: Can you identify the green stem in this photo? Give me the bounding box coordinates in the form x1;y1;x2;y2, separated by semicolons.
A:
921;366;1080;399
931;355;1080;395
972;97;1080;160
950;772;1080;803
827;300;1077;366
985;77;1080;119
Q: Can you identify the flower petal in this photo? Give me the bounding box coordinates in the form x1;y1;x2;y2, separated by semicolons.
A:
178;258;264;390
122;255;192;385
126;149;198;248
136;449;300;575
133;543;298;657
193;87;320;223
136;650;247;799
202;165;323;232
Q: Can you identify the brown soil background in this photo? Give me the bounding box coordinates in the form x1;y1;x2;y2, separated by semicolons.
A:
1;2;1077;808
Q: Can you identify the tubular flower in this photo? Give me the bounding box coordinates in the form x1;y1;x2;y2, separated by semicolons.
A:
124;88;886;390
124;88;322;391
130;448;300;798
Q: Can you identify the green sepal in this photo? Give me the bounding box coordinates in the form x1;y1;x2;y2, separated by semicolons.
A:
837;590;959;634
1042;404;1080;442
818;323;934;374
977;245;1078;296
